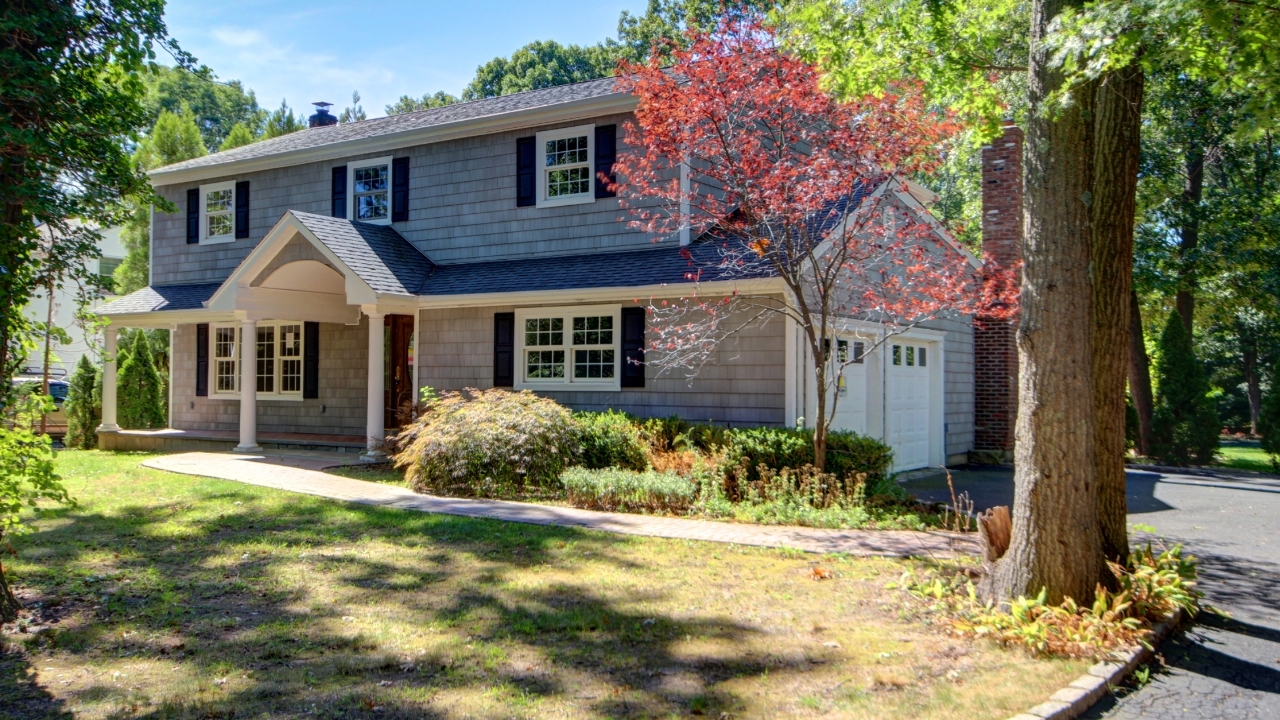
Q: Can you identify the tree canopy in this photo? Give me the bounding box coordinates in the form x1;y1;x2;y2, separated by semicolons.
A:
141;64;264;151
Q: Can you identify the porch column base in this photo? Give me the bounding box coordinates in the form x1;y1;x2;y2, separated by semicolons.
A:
233;444;264;453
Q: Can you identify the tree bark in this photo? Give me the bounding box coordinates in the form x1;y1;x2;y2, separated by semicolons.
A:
983;0;1105;604
1090;63;1144;564
1128;288;1155;455
1243;343;1261;435
1176;149;1204;336
0;558;20;623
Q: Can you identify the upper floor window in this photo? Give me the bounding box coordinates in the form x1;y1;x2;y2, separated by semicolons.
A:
347;156;392;225
535;124;595;208
199;181;236;244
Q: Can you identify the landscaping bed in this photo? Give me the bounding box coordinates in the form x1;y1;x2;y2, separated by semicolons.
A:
385;389;950;531
2;451;1087;719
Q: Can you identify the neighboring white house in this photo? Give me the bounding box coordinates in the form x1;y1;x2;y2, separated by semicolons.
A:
22;225;127;377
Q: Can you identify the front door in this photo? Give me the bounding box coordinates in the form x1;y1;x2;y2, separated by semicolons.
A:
384;314;415;429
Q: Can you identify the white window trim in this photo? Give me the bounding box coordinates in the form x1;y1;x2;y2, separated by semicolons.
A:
346;156;393;226
535;124;596;209
199;180;236;245
514;304;621;391
208;321;306;401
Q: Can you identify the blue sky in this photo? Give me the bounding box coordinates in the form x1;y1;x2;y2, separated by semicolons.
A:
163;0;646;119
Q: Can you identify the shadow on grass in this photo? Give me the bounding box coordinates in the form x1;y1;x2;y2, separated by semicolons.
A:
8;484;798;719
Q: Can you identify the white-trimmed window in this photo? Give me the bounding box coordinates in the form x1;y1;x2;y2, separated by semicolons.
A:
200;181;236;244
210;321;305;399
515;305;620;389
535;124;595;208
347;156;392;224
891;344;927;367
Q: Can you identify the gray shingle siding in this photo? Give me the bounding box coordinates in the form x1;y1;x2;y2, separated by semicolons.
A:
151;112;664;287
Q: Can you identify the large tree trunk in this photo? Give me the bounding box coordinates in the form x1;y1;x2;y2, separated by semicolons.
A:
1090;63;1144;564
1176;149;1204;336
1243;343;1262;435
0;559;20;623
1128;288;1155;455
983;0;1105;604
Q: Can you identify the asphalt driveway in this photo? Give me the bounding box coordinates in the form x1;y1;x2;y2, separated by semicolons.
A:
902;465;1280;719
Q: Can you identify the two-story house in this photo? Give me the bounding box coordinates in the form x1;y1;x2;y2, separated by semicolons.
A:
94;77;979;471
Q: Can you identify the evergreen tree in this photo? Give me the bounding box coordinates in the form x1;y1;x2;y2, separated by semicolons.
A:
117;331;165;429
1260;363;1280;470
263;99;305;139
337;91;366;123
218;122;257;151
385;91;459;116
1151;310;1220;465
64;355;100;449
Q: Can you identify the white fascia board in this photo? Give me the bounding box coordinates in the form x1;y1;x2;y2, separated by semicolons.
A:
205;211;379;312
411;277;784;310
149;94;638;187
102;309;237;328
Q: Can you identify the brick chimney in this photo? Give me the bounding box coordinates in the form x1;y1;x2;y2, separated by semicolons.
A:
972;123;1023;460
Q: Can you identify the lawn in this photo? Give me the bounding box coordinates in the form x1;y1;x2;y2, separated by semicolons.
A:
1215;442;1277;474
3;450;1086;719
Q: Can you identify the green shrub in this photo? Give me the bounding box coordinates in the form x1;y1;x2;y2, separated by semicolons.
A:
64;355;101;449
560;466;696;513
720;427;894;496
575;410;649;471
117;330;166;429
393;388;579;497
638;416;730;453
1150;311;1219;465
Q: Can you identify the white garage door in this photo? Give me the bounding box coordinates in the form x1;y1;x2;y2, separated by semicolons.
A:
886;343;932;470
828;338;868;435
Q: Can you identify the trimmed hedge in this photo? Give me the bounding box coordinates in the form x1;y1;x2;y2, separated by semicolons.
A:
721;427;894;487
575;410;649;471
560;466;696;513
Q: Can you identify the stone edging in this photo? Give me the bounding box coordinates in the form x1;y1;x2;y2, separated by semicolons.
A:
1006;609;1184;720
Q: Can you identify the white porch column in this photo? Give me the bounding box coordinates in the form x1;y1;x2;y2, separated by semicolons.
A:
235;319;261;452
98;325;119;431
364;308;385;457
167;324;177;429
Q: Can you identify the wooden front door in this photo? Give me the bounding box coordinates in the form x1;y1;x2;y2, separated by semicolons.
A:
384;314;415;429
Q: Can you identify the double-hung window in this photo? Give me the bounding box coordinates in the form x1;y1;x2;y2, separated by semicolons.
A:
515;305;620;390
346;156;392;224
209;321;305;399
199;181;236;244
535;124;595;208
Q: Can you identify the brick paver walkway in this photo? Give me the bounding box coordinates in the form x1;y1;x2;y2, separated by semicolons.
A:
142;452;979;558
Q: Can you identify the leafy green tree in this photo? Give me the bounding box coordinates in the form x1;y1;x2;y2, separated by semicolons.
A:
1151;310;1220;465
0;428;72;621
64;354;101;449
1260;364;1280;470
263;99;305;139
385;91;459;116
142;64;264;151
1;0;183;412
117;330;166;429
337;91;366;123
463;40;622;100
218;122;257;151
114;110;208;295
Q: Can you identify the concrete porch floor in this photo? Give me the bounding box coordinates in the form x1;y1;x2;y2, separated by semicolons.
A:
98;427;368;454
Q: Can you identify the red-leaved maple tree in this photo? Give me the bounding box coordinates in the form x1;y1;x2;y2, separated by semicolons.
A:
611;15;1018;469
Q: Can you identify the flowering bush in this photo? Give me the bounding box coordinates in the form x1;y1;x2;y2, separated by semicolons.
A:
393;388;578;498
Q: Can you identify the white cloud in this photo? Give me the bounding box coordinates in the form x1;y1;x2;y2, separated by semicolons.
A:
211;27;267;47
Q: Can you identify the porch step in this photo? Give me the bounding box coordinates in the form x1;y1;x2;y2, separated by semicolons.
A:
98;428;367;454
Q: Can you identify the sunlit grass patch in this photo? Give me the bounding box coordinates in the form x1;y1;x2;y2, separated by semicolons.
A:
1;450;1087;719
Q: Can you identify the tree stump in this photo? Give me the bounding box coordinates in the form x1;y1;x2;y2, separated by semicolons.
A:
978;506;1012;563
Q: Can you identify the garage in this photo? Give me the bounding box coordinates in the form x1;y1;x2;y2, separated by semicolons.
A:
885;342;934;470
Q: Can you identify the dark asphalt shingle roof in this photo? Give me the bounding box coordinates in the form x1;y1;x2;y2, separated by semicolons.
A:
290;211;434;296
96;282;221;314
154;78;621;176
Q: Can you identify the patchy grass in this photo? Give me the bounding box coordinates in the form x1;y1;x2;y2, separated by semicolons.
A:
1215;443;1277;474
3;450;1086;719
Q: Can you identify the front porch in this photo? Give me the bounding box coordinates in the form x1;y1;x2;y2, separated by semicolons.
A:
97;427;366;454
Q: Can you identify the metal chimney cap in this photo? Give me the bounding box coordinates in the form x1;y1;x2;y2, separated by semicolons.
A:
312;101;334;110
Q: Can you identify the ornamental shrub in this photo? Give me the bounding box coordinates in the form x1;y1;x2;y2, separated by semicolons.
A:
1150;311;1219;465
720;427;894;493
560;466;696;513
575;410;649;471
117;330;166;429
393;388;579;497
638;416;730;453
1260;364;1280;469
64;355;101;449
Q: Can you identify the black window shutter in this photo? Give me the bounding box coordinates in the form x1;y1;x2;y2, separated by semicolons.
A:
303;321;320;399
494;312;515;387
195;324;209;396
234;181;250;238
620;306;645;388
391;157;410;222
186;188;199;243
595;124;617;199
331;166;347;218
516;137;535;207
